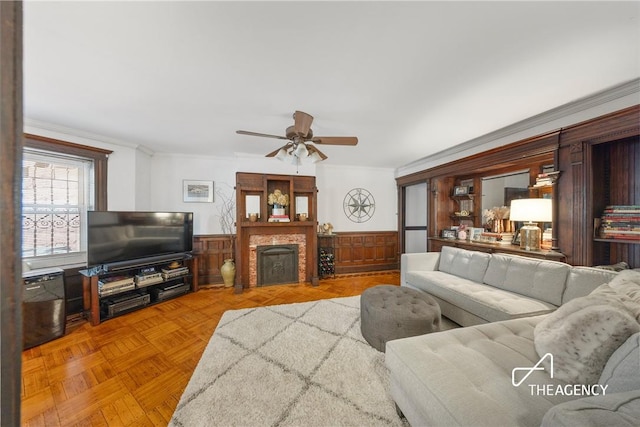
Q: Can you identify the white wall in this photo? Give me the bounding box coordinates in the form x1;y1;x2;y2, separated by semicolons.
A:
148;153;238;235
147;154;398;235
142;153;400;235
21;124;400;236
315;164;397;232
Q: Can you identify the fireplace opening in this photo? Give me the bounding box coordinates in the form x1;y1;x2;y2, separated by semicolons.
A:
257;244;299;286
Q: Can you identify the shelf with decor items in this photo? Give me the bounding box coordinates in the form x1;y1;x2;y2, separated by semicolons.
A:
235;172;319;292
450;189;475;228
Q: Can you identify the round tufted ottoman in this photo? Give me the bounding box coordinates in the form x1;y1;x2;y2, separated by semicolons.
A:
360;285;441;352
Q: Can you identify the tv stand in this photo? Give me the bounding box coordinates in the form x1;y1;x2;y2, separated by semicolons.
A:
81;254;198;325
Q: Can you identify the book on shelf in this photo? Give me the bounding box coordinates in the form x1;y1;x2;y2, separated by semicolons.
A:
599;205;640;238
533;171;560;187
268;217;291;222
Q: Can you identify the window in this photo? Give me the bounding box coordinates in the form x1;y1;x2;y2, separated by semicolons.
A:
22;134;111;268
22;149;94;258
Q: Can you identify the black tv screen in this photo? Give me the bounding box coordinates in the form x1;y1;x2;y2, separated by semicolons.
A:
87;211;194;267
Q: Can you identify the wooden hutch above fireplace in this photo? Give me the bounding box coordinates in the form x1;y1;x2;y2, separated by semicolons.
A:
234;172;319;293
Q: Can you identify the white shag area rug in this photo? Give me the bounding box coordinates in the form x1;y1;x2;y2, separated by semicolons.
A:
170;296;407;426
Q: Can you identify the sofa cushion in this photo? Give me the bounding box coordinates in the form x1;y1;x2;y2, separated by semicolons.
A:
598;333;640;394
406;270;557;323
438;245;491;283
483;253;570;306
540;390;640;427
534;292;640;385
386;316;574;427
562;267;618;304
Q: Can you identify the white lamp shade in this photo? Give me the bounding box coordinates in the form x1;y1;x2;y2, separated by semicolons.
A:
294;143;308;157
308;151;322;163
510;198;552;222
275;148;288;161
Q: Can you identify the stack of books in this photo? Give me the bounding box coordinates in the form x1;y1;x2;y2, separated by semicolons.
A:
599;205;640;240
268;214;290;222
534;171;560;187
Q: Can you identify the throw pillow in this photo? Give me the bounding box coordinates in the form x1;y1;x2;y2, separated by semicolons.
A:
534;292;640;385
598;332;640;393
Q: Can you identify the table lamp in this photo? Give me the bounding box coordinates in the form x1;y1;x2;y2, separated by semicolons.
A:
510;198;552;251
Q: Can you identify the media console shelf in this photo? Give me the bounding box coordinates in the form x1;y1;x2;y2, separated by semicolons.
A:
81;254;198;326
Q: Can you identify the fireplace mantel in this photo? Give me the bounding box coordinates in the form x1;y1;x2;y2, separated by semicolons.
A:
235;172;319;293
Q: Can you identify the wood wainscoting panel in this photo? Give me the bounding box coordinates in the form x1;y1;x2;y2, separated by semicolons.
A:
332;231;399;274
196;232;399;285
193;235;234;286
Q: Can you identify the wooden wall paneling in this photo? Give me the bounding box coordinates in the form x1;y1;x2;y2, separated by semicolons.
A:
557;105;639;266
331;231;399;274
434;177;454;237
404;105;638;268
193;235;232;286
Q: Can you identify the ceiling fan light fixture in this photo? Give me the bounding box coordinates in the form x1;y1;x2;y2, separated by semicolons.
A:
275;147;289;161
238;110;357;164
308;151;323;163
294;142;309;158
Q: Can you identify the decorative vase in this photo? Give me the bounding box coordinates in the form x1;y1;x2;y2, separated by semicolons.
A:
272;204;285;216
493;219;504;234
221;258;236;288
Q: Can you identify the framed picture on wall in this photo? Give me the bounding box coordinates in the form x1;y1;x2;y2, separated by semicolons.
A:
183;180;214;203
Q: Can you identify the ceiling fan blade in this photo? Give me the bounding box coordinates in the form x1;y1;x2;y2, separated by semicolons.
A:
308;144;328;160
294;111;314;137
311;136;358;146
236;130;289;140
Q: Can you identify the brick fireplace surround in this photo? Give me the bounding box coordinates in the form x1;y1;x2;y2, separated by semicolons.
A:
249;234;306;287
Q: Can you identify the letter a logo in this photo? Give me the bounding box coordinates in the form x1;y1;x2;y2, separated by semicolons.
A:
512;353;553;387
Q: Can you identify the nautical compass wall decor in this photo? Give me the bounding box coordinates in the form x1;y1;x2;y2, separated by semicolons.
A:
343;188;375;223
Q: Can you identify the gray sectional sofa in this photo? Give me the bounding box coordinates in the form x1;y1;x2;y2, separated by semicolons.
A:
387;246;640;426
400;246;617;327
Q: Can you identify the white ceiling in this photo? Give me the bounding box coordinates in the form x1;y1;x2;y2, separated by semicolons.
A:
23;1;640;169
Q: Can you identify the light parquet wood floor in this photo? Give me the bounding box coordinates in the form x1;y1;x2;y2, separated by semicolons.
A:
21;272;400;426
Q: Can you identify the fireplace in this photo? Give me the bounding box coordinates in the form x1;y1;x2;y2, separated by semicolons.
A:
257;244;299;286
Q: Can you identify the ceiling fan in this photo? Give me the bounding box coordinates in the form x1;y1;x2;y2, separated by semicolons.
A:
236;111;358;164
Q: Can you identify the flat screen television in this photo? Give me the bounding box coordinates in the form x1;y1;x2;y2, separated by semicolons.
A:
87;211;194;267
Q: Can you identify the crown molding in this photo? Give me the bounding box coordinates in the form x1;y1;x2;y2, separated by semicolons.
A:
23;118;156;156
396;78;640;177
